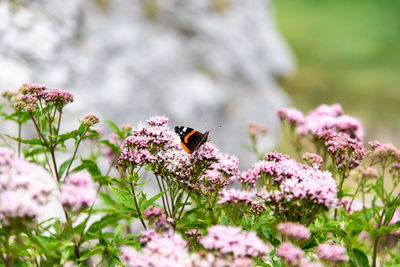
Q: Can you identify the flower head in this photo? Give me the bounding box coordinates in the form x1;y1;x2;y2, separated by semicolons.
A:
247;121;268;138
302;153;323;168
83;113;100;126
59;171;96;210
277;222;311;241
317;243;348;263
277;108;305;126
277;242;304;266
201;225;270;258
0;150;54;220
218;189;254;206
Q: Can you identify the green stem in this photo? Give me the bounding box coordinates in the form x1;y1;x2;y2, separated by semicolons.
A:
64;129;87;178
129;180;147;229
155;175;169;216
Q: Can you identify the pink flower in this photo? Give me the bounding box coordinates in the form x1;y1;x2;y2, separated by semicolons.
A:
317;243;349;263
43;88;74;107
83;113;100;126
359;166;378;179
302;153;323;167
147;115;169;127
201;225;270;258
277;108;305;126
277;242;304;266
218;189;254;205
247;121;268;138
369;140;399;160
59;171;96;210
264;152;291;162
191;142;219;162
319;130;366;170
297;104;364;140
277;222;311;241
0;151;54;219
121;231;191;267
339;197;363;214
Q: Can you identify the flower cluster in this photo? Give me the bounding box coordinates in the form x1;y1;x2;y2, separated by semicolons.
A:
82;113;100;126
277;242;304;266
318;130;366;171
201;225;270;258
14;83;74;112
143;206;172;230
59;171;97;210
302;153;323;168
292;104;364;140
317;243;349;263
217;189;254;205
277;222;311;242
121;231;191;267
0;147;54;220
247;121;268;138
245;154;337;223
339;197;363;214
368;141;400;163
277;108;305;126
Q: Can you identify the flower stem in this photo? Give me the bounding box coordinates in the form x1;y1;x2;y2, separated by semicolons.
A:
129;180;147;229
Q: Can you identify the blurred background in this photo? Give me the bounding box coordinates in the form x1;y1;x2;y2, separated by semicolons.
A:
1;0;399;166
275;0;400;146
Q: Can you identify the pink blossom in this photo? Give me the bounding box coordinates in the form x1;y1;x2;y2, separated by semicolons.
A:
218;189;254;205
217;153;239;177
369;140;399;159
297;104;363;140
302;153;323;167
317;243;348;263
277;222;311;241
277;108;305;125
247;121;268;138
0;152;54;219
249;201;266;216
147;115;169;126
319;130;366;170
120;123;132;131
277;242;304;266
82;113;100;126
201;225;270;258
43;88;74;106
339;197;363;214
359;166;378;179
121;231;191;267
264;152;291;162
191;142;219;162
199;168;230;194
59;171;96;210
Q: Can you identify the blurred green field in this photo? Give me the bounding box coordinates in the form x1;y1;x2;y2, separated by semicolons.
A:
275;0;400;143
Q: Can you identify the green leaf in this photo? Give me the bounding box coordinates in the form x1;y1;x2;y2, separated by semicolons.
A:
72;159;102;177
78;246;104;261
5;134;45;145
140;191;166;212
353;248;369;267
59;158;72;178
109;186;135;208
84;214;126;242
218;211;229;225
104;120;124;137
78;123;87;136
57;130;78;143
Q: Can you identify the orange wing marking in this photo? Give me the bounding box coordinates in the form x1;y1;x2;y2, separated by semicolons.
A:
181;142;191;153
184;130;196;143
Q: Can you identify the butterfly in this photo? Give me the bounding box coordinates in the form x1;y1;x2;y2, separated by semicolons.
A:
174;126;209;153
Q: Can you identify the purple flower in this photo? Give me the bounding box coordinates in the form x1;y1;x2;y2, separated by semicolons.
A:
201;225;270;258
198;168;230;194
277;242;304;266
277;108;305;126
369;140;399;160
59;171;96;210
218;189;254;205
0;151;54;219
217;153;239;177
317;243;348;263
277;222;311;241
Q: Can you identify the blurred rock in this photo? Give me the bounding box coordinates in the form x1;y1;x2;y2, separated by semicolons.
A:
0;0;295;167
